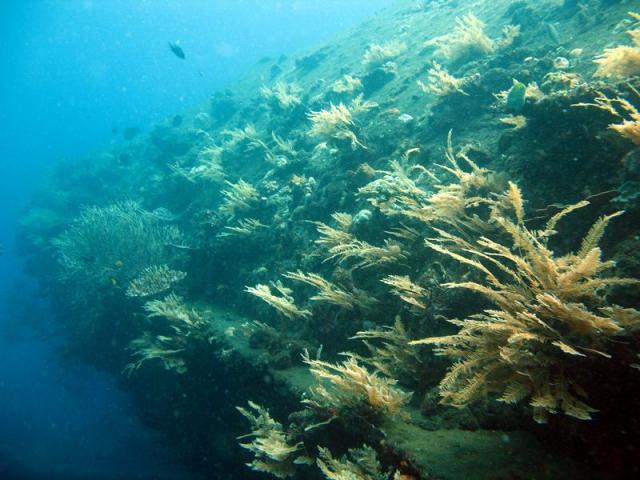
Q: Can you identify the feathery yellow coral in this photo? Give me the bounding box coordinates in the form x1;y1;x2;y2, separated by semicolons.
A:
348;94;378;115
330;75;363;95
418;61;472;97
499;115;527;130
218;218;267;238
170;145;225;183
313;214;406;269
260;81;303;110
124;332;188;375
284;270;376;311
222;124;269;152
317;445;387;480
425;13;494;63
412;190;640;423
218;179;260;219
125;294;207;375
574;87;640;145
143;293;206;328
245;282;311;320
359;132;500;235
237;401;306;478
496;24;521;49
594;47;640;78
307;103;365;150
302;351;412;417
593;13;640;78
352;316;423;380
362;40;406;70
381;275;428;310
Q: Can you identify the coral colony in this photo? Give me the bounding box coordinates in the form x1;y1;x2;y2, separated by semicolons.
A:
19;3;640;479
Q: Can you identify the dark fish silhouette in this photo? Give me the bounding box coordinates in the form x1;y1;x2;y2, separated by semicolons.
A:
123;127;140;141
172;115;183;127
545;22;561;44
168;42;185;59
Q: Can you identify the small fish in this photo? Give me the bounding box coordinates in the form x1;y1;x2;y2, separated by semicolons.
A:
545;22;561;44
111;278;118;286
114;260;124;268
172;115;183;127
506;79;527;112
81;255;97;264
123;127;140;141
168;42;185;59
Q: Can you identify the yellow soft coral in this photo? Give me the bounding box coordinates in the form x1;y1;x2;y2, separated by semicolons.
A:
593;12;640;78
412;188;640;423
302;352;412;418
237;401;307;478
574;86;640;145
425;14;494;63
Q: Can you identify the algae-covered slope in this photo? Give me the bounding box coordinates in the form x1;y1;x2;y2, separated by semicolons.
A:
17;0;640;478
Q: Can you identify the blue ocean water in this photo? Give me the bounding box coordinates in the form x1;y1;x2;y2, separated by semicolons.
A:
0;1;393;478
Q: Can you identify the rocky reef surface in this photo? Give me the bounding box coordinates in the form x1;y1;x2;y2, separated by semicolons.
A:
17;0;640;478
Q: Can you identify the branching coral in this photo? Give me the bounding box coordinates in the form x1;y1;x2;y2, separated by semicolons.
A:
53;201;185;309
283;270;376;311
237;401;307;478
411;187;640;423
246;282;311;320
302;351;412;418
593;12;640;78
314;212;355;247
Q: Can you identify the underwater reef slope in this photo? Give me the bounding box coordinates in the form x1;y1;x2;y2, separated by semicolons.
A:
18;0;640;478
